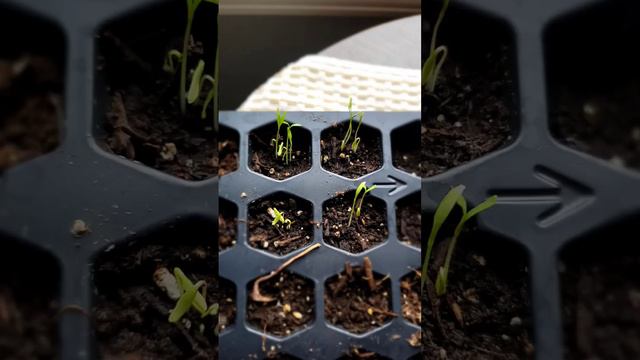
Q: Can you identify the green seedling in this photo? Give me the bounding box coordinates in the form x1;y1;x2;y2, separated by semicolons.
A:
186;59;216;119
341;98;365;153
283;123;301;164
348;182;377;227
420;185;497;296
270;110;301;164
169;267;219;323
423;0;450;93
269;207;292;229
163;0;218;115
271;109;288;158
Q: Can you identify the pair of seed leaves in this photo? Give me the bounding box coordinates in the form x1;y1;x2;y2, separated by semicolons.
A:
169;268;219;323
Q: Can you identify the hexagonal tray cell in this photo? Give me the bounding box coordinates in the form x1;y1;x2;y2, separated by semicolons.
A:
246;270;315;337
219;197;238;251
422;219;534;359
0;7;64;172
321;120;383;179
546;2;640;171
400;271;420;326
217;125;239;177
92;218;217;359
323;190;388;254
217;277;236;334
422;2;517;177
249;119;312;180
391;120;421;176
0;239;59;359
396;192;420;248
248;192;314;256
560;216;640;359
94;0;218;181
338;347;390;359
324;258;393;334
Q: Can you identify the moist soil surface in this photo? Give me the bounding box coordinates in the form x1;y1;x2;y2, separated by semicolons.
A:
551;81;640;171
422;234;534;360
217;279;236;333
246;270;314;337
0;286;58;359
217;130;239;176
401;271;421;326
422;45;514;178
323;192;388;254
94;243;218;359
392;122;421;176
321;123;382;179
0;55;61;172
396;199;421;248
250;125;311;180
248;195;314;255
394;145;421;176
219;205;238;251
325;262;394;334
561;251;640;359
98;32;216;181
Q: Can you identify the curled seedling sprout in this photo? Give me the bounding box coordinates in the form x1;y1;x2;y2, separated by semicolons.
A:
423;0;450;93
268;207;292;229
341;97;365;152
421;185;497;296
348;182;378;227
284;123;301;164
186;60;216;119
271;109;288;158
163;0;218;115
168;267;219;323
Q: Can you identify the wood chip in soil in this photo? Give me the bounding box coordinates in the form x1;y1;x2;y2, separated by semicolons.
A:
321;124;382;179
248;195;313;255
93;244;217;360
246;270;314;337
323;192;388;254
401;271;421;326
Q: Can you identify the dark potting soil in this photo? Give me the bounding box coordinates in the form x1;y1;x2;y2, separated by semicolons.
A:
250;124;311;180
392;121;421;176
422;235;534;360
0;56;61;172
324;261;394;334
551;81;640;171
93;244;218;359
217;279;236;334
246;270;314;337
0;286;58;359
422;45;514;178
401;271;421;326
248;195;314;255
321;123;383;179
338;348;390;359
217;129;239;176
561;252;640;359
97;32;216;181
219;206;237;251
396;199;420;248
323;191;388;254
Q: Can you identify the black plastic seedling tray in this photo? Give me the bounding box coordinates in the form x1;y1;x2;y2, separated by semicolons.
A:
219;112;421;359
423;1;640;360
0;0;217;359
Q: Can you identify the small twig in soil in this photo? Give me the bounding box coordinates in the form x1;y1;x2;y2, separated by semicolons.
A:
250;243;321;302
363;257;376;291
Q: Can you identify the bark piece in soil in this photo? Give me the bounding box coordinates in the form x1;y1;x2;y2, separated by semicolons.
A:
321;122;383;179
97;32;216;181
323;191;388;254
421;45;514;178
249;123;311;180
338;347;391;359
561;242;640;360
219;199;238;251
93;243;218;359
392;121;421;176
324;261;394;334
246;270;314;337
422;231;534;360
217;126;239;176
396;194;420;248
0;56;61;172
248;193;314;255
401;271;421;326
